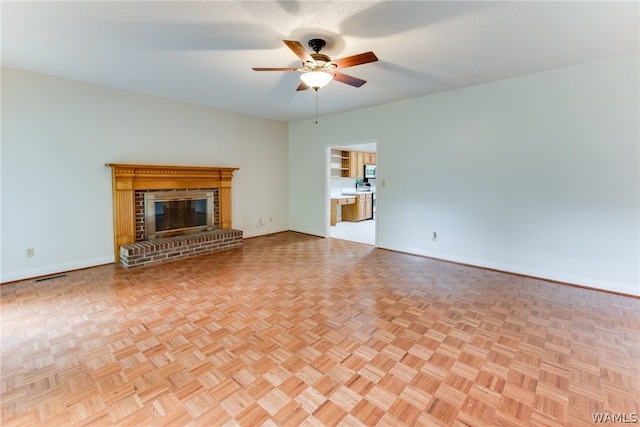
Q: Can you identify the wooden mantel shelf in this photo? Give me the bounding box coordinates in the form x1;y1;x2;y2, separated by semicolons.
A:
105;163;239;261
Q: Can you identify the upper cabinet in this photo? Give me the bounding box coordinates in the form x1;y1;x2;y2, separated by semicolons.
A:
332;149;376;179
349;151;364;178
330;149;350;178
363;152;377;165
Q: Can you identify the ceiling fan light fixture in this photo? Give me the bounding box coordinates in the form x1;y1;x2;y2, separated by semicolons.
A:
300;71;333;89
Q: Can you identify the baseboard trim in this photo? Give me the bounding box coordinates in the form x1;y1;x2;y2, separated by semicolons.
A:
375;246;639;299
1;256;115;285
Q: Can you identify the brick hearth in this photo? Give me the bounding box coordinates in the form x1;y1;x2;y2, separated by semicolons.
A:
120;229;242;268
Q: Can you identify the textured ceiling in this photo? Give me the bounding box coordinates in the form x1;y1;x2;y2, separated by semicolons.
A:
2;1;638;122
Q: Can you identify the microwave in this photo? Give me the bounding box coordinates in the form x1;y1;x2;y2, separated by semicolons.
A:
364;164;376;179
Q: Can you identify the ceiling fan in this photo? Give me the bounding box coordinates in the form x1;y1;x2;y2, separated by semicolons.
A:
252;38;378;91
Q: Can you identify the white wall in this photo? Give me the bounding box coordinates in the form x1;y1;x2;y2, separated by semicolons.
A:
289;54;639;296
1;68;289;282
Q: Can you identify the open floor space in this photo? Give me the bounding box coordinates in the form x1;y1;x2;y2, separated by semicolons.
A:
1;232;638;426
330;219;375;246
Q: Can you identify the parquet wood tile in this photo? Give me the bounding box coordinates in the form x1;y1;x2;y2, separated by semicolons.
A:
1;232;639;426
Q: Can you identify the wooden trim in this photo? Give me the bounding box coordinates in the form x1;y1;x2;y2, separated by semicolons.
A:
105;164;239;261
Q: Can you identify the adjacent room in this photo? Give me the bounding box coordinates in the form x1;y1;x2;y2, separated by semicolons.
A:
329;143;377;246
1;2;638;426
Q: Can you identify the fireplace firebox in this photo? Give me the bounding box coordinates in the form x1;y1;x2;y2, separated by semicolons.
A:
144;190;215;239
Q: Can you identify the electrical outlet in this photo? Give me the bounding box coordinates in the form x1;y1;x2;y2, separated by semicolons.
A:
26;248;35;257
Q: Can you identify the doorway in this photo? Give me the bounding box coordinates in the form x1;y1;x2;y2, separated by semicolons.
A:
327;142;377;245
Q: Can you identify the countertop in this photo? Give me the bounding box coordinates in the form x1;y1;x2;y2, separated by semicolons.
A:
340;191;374;196
331;190;375;199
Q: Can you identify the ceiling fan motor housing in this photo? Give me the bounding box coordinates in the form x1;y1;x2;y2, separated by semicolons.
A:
308;53;333;70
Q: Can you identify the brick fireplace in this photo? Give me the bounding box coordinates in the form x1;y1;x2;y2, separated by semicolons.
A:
105;164;242;268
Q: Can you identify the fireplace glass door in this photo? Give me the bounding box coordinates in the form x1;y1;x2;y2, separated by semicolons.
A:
155;199;207;232
144;191;215;239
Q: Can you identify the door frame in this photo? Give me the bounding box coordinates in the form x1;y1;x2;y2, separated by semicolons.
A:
325;140;378;244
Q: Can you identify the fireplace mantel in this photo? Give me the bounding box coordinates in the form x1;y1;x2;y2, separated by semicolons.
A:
105;163;239;261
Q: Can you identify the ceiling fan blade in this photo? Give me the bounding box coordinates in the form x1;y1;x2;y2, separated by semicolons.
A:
333;71;367;88
252;67;298;71
332;51;378;69
296;81;309;91
283;40;313;63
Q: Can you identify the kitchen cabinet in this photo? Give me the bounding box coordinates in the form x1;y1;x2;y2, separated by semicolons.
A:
330;196;356;226
342;193;373;222
330;149;350;178
364;152;375;165
349;151;364;178
332;149;375;179
364;194;373;219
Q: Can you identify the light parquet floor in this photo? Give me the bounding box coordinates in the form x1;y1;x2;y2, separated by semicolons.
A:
1;232;638;426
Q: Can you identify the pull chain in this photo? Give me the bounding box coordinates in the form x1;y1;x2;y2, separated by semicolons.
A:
314;89;319;124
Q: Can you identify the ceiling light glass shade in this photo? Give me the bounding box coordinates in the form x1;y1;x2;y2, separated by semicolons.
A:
300;71;333;89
